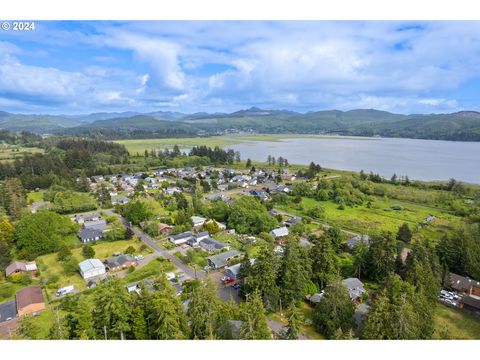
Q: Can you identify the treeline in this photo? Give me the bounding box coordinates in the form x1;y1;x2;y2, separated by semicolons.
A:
16;276;273;340
0;139;130;189
189;146;239;165
0;130;42;145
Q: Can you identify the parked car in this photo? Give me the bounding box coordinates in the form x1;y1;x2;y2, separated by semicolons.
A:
135;255;144;261
56;285;75;297
222;276;234;284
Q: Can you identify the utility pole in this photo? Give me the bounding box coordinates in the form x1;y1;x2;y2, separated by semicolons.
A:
103;325;107;340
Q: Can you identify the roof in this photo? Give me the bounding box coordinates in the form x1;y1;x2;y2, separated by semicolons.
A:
170;231;193;241
195;231;209;238
200;237;226;251
15;286;44;310
207;250;241;268
191;216;207;224
270;226;289;238
462;295;480;310
5;261;26;276
78;227;104;240
449;273;480;292
0;300;17;323
106;254;136;268
83;219;107;230
342;278;366;300
79;259;105;273
347;235;370;249
225;263;242;277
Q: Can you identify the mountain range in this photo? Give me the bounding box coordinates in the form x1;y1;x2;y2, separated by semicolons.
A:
1;108;480;141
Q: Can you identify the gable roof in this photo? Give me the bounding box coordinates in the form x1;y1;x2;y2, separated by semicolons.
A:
79;259;105;273
78;227;104;241
199;237;226;251
449;273;480;292
16;286;44;310
5;261;26;277
106;254;136;268
462;295;480;310
270;226;289;238
207;250;241;268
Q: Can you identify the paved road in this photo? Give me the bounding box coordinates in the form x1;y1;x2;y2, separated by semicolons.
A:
128;225;207;280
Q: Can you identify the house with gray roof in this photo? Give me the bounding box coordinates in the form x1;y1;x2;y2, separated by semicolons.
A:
207;250;241;269
78;228;104;243
169;231;194;246
347;235;370;250
342;278;366;302
199;237;228;253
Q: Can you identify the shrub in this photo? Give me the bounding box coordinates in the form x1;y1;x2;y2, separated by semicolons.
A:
125;246;136;254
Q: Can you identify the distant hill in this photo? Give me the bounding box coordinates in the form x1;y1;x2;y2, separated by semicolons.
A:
1;108;480;141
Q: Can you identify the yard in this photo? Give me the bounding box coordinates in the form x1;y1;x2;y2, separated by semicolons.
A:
434;304;480;339
36;238;153;298
122;257;176;283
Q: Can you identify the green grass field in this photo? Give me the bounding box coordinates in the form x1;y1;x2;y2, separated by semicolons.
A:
434;304;480;339
275;196;462;240
27;191;45;202
37;238;153;297
0;145;44;163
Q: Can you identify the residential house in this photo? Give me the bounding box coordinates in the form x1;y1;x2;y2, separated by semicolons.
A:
164;187;181;195
111;196;129;205
346;235;370;250
269;226;289;239
169;231;194;246
284;216;301;227
199;237;228;253
224;263;242;280
448;273;480;296
207;250;241;269
191;216;207;228
461;295;480;311
158;223;174;235
105;254;137;271
249;189;269;201
78;228;104;243
5;261;38;277
342;278;366;302
79;259;106;280
15;286;45;317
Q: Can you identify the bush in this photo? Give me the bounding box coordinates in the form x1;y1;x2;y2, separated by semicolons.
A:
82;244;96;259
62;258;79;276
57;244;72;262
125;246;136;254
8;273;32;284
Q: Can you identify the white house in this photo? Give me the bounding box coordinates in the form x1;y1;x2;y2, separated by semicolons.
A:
79;259;106;280
269;226;289;238
191;216;207;228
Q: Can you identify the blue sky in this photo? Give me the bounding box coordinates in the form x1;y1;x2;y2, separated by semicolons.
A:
1;21;480;114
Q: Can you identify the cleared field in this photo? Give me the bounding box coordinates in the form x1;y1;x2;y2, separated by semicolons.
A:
276;196;462;239
434;304;480;339
0;145;44;163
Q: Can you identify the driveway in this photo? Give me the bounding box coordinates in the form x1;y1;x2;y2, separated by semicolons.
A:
208;271;240;304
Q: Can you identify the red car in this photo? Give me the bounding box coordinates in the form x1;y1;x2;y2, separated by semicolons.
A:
222;276;235;284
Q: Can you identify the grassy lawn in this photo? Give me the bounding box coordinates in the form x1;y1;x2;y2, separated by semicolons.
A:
27;190;45;202
123;257;176;283
0;281;39;302
174;248;210;270
37;238;153;297
276;196;462;240
434;304;480;339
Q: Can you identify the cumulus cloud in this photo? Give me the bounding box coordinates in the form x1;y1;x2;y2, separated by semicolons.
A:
1;21;480;113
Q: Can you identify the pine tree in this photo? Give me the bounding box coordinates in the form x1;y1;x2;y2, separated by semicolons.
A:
284;303;303;339
188;278;221;339
82;244;95;259
313;277;355;339
366;232;397;281
396;223;413;243
279;237;310;306
240;290;271;340
310;235;338;289
131;305;148;340
353;240;369;280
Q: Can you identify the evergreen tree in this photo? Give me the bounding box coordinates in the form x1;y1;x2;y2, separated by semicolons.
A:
284;303;303;340
240;290;271;340
82;244;95;259
366;232;397;281
188;278;221;339
0;177;27;219
130;305;148;340
57;243;72;262
396;223;413;243
279;237;310;306
313;278;354;339
310;235;338;289
353;240;369;280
